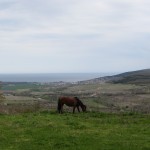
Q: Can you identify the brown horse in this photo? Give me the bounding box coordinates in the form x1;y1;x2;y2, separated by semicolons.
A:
57;96;86;113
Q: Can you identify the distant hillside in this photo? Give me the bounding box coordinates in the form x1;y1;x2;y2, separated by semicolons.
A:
79;69;150;84
112;69;150;84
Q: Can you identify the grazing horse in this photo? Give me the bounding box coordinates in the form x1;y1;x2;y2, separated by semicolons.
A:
57;96;86;113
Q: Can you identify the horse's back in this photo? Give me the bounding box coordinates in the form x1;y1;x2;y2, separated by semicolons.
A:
58;96;77;106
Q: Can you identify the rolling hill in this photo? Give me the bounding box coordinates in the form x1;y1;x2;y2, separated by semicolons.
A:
79;69;150;84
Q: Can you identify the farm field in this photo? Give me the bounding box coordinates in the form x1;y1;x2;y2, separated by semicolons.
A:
0;112;150;150
1;81;150;114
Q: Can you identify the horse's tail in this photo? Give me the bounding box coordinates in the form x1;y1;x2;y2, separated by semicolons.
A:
57;98;61;112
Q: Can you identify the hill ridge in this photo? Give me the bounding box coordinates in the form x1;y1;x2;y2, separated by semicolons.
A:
78;69;150;84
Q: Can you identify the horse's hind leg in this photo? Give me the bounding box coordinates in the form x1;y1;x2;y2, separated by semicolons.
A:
58;107;61;113
73;106;76;113
61;105;64;113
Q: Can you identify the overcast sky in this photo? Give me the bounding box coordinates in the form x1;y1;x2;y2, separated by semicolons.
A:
0;0;150;73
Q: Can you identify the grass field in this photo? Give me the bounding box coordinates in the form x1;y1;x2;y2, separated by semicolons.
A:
0;112;150;150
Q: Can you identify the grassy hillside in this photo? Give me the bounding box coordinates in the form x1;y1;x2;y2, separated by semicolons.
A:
0;112;150;150
79;69;150;85
1;69;150;114
1;82;150;114
0;71;150;150
113;69;150;84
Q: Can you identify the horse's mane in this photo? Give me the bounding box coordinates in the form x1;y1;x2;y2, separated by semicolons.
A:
74;97;84;106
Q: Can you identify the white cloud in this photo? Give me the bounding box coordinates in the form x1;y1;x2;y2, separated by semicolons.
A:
0;0;150;73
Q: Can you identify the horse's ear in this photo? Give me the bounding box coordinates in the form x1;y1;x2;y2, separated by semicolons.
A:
74;97;79;100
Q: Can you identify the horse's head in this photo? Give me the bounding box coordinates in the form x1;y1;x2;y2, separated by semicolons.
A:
74;97;86;112
82;105;86;112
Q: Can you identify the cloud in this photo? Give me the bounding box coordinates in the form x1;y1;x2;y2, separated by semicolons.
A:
0;0;150;73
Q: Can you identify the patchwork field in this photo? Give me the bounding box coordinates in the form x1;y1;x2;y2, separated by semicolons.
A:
1;81;150;114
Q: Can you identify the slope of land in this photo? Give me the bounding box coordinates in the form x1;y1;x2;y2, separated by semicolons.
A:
0;69;150;114
0;71;150;150
79;69;150;84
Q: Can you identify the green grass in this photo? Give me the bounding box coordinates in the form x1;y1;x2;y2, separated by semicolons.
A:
2;83;39;91
0;112;150;150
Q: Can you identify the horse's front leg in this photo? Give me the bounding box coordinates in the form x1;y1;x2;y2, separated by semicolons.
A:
73;106;76;113
77;106;80;112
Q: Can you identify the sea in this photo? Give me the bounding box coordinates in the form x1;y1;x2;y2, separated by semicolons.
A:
0;73;116;83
